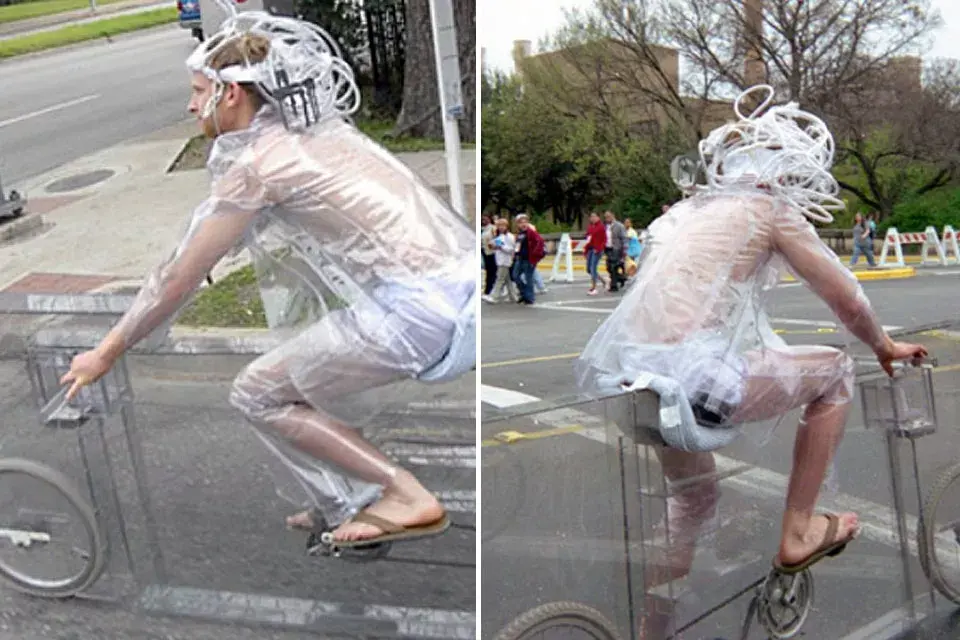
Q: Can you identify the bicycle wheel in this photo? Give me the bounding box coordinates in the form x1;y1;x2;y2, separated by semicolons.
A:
918;461;960;603
493;602;623;640
0;458;106;598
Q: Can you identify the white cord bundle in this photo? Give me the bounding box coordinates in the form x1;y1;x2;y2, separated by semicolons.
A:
679;85;844;224
185;0;360;131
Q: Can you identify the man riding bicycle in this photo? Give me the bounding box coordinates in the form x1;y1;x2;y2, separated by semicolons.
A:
60;10;475;548
574;86;926;632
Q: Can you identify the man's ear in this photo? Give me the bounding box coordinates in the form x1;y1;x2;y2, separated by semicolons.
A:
224;82;242;105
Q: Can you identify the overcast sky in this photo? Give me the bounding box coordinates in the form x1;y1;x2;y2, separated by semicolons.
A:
480;0;960;74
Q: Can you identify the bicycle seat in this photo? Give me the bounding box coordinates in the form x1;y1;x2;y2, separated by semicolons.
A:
597;371;741;453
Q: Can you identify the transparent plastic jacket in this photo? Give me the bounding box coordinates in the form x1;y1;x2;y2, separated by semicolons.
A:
574;188;888;439
114;106;475;413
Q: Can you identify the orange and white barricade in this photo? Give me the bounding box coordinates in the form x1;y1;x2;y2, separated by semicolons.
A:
878;227;906;267
942;225;960;265
878;226;947;267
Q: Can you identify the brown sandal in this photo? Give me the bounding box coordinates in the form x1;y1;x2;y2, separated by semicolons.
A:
331;510;450;548
773;513;857;575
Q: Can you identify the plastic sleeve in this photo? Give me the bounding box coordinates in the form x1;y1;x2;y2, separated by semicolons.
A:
773;206;890;355
110;164;266;349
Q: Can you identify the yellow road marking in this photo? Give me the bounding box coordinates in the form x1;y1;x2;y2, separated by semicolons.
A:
481;352;582;368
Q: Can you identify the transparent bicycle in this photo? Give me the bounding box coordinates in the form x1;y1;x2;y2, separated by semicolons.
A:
489;360;942;640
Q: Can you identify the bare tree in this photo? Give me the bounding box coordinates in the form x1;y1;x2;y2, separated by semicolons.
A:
520;0;721;144
829;58;960;216
665;0;941;109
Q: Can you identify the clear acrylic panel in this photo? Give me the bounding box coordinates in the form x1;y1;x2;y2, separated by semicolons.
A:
482;385;925;640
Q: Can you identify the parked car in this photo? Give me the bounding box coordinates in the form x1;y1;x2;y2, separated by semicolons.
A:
177;0;203;42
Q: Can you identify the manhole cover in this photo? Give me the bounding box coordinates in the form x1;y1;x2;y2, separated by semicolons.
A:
44;169;115;194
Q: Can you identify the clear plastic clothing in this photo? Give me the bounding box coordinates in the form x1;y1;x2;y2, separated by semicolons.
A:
575;189;886;437
574;189;888;629
111;106;475;526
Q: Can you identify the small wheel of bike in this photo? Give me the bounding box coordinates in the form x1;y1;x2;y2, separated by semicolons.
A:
0;458;105;598
493;601;623;640
755;568;814;640
918;461;960;603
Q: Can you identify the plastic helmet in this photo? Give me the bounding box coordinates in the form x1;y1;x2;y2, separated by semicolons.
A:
185;1;360;132
673;85;844;224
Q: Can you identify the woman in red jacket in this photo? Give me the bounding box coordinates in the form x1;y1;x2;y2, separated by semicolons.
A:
584;212;607;295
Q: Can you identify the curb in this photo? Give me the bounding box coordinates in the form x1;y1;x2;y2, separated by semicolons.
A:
849;267;916;281
165;136;200;174
0;0;165;38
0;19;176;63
539;263;918;282
0;212;43;243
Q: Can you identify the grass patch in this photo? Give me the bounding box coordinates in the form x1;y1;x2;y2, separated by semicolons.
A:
0;0;127;25
0;6;176;58
177;265;268;328
356;120;476;152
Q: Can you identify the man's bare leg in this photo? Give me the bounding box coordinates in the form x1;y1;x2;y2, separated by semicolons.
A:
270;406;444;541
778;400;859;565
727;346;861;567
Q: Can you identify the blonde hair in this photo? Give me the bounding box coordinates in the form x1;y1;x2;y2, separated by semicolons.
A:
206;33;271;106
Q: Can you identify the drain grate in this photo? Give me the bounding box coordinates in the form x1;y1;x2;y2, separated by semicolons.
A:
45;169;116;194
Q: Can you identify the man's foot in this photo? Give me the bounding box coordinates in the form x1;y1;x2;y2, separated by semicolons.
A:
333;471;444;542
286;510;317;530
777;512;859;568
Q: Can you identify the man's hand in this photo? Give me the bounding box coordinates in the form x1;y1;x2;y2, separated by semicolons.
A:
878;341;928;377
60;349;116;401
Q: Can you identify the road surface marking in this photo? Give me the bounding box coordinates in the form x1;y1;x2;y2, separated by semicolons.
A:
481;352;581;369
0;95;100;130
480;384;960;570
137;585;475;639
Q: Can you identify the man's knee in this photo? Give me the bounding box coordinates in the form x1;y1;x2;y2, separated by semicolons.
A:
230;363;281;421
823;351;856;404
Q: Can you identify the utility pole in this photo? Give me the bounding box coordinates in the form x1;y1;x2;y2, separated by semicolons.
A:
427;0;466;217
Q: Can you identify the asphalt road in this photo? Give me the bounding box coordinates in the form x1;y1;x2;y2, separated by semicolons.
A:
480;268;960;639
0;25;197;188
0;354;476;639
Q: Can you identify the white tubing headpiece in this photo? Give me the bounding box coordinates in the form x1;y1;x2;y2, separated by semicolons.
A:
185;2;360;131
674;85;844;224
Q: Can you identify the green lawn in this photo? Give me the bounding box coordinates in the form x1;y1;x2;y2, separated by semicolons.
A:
358;120;476;152
0;6;176;58
0;0;129;25
177;265;268;328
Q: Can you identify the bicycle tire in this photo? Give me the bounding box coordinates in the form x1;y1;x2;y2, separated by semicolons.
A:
918;461;960;603
493;602;623;640
0;458;106;598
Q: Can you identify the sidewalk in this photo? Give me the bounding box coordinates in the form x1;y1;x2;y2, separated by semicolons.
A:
0;118;477;301
0;0;164;38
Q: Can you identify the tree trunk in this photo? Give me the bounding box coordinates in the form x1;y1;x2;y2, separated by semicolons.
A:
393;0;476;141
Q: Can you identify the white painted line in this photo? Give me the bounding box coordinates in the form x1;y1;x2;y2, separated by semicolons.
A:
769;317;838;327
138;585;476;639
0;94;100;130
434;489;475;514
480;385;960;570
479;384;539;407
538;304;612;314
385;444;476;469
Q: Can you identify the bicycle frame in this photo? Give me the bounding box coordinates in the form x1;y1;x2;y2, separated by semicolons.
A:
0;292;476;639
483;365;941;640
